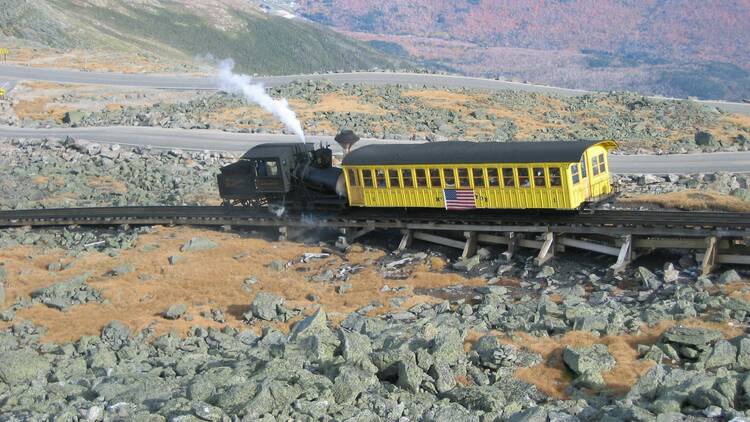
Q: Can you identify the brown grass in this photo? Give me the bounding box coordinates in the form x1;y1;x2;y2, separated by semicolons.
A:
619;189;750;212
13;96;75;122
489;319;745;399
87;176;128;194
0;226;486;344
402;89;480;109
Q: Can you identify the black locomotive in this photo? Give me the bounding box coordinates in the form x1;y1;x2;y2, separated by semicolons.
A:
217;140;348;213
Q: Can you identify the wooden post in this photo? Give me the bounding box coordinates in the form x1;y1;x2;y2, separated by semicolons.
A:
462;231;478;259
534;232;555;266
701;236;718;276
502;232;519;260
609;234;633;274
397;229;413;253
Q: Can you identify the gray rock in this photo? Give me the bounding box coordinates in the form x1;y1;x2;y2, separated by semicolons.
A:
397;358;423;392
268;259;286;271
332;365;376;404
453;255;481;272
110;263;134;276
164;303;188;320
662;326;723;347
563;344;616;376
168;255;184;265
717;269;742;284
30;273;102;310
430;361;457;393
536;265;555;278
636;266;661;290
0;282;4;308
0;350;50;385
737;337;750;369
704;339;737;369
251;292;284;321
662;263;679;283
180;237;218;252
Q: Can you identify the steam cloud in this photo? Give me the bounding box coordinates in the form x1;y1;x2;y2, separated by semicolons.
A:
216;59;306;143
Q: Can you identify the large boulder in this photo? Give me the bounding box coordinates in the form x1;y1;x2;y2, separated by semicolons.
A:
661;327;723;347
563;344;616;375
250;292;285;321
695;131;718;147
0;350;50;385
180;237;218;252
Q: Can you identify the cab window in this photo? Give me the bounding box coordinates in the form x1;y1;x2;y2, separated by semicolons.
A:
571;164;580;184
362;169;374;187
487;168;500;187
415;168;428;187
591;157;599;176
457;168;470;187
472;168;485;187
388;169;401;187
429;168;442;187
549;167;562;187
347;169;358;186
375;169;387;187
402;169;414;187
443;168;456;186
533;167;547;188
598;154;606;173
502;168;515;187
255;160;279;177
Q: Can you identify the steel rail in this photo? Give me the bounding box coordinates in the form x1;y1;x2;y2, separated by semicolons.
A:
0;206;748;238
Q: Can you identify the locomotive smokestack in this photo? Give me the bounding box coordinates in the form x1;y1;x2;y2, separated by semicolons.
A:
334;129;360;157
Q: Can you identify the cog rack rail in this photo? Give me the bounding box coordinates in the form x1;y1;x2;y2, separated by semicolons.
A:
1;206;749;274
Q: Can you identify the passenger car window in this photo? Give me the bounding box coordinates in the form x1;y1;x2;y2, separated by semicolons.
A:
429;168;441;188
472;168;485;187
376;169;387;187
362;169;373;187
444;168;456;186
402;169;414;187
388;169;400;187
457;168;470;187
598;154;606;173
487;168;500;187
518;168;530;188
591;157;599;176
580;158;588;178
415;169;428;187
502;168;515;187
571;164;580;184
347;169;358;186
549;167;562;187
533;167;546;188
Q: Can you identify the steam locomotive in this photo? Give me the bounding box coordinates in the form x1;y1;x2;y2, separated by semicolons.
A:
216;131;355;213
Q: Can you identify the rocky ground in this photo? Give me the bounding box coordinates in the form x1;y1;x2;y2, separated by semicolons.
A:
4;80;750;154
0;137;750;420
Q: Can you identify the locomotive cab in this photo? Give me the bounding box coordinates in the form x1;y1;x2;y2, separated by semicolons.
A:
218;142;347;210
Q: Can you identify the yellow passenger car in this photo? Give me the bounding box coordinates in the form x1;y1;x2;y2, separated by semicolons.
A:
341;140;617;210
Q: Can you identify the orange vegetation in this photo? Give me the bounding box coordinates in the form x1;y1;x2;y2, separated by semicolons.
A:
0;226;485;344
462;319;745;399
619;190;750;213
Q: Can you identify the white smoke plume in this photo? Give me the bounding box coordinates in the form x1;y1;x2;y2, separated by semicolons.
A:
216;59;306;143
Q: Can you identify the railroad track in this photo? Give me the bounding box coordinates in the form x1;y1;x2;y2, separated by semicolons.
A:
0;206;748;238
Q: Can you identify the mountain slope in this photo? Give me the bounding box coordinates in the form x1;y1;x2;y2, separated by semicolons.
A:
298;0;750;100
0;0;409;75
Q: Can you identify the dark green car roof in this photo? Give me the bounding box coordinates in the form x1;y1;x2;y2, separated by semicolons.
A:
342;140;616;166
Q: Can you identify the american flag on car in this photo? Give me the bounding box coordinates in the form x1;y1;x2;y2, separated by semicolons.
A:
444;189;476;210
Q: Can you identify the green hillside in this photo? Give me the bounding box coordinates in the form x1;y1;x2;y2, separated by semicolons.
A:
0;0;408;75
